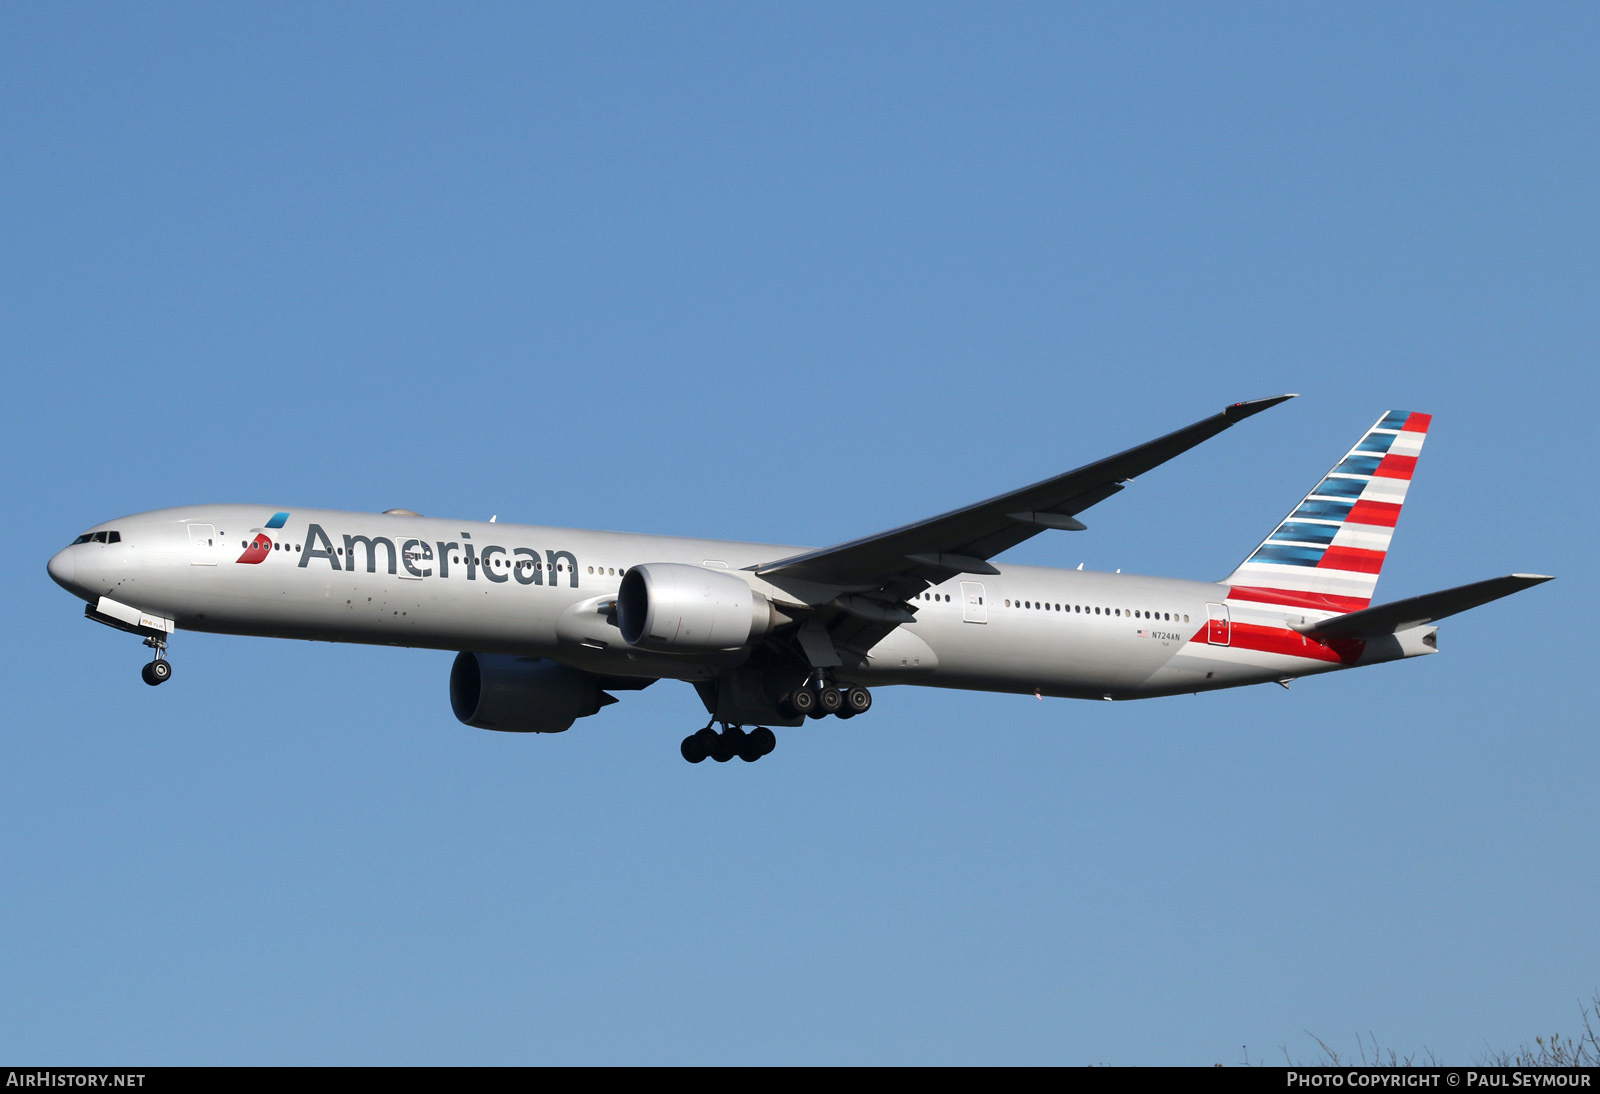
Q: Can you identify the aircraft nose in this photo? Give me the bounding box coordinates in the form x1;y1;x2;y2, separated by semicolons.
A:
47;547;77;592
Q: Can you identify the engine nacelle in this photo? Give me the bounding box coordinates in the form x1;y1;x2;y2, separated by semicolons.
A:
449;652;607;733
617;563;783;653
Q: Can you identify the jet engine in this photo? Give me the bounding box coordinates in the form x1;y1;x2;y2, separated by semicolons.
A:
617;563;786;654
449;652;610;733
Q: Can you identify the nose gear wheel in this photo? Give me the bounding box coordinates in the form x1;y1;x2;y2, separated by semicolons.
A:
140;636;172;686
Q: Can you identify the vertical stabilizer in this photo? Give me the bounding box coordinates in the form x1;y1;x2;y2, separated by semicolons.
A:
1223;410;1431;612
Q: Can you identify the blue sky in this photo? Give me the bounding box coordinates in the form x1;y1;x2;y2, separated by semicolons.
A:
2;4;1594;1065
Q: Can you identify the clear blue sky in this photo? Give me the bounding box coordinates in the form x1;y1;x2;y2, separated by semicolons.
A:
2;4;1594;1065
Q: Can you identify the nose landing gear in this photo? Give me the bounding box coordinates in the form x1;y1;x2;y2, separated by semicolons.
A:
140;636;172;686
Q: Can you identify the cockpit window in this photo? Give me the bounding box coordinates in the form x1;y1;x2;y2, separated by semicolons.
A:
71;531;121;545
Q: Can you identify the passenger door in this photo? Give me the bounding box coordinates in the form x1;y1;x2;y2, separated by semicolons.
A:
961;581;988;624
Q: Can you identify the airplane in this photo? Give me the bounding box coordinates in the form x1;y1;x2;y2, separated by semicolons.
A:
47;396;1551;764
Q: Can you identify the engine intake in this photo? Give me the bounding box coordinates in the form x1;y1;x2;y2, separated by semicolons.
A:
449;652;609;733
617;563;784;653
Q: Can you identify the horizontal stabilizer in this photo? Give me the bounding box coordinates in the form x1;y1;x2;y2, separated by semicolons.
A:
1301;574;1553;639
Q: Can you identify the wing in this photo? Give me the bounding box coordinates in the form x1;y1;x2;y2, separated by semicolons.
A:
757;395;1297;593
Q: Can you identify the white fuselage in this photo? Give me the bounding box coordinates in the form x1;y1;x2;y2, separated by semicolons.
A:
47;504;1432;704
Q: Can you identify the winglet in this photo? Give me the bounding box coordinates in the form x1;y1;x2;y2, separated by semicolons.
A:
1224;394;1298;422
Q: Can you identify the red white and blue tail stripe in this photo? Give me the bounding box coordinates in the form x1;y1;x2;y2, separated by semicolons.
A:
1223;410;1431;613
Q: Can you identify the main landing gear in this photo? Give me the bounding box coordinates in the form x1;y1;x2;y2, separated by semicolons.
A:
680;679;875;764
140;635;172;687
782;682;871;720
681;722;778;764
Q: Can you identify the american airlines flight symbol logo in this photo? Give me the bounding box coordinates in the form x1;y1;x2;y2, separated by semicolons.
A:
235;512;290;565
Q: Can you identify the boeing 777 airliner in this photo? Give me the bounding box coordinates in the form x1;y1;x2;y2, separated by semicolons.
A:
47;397;1550;763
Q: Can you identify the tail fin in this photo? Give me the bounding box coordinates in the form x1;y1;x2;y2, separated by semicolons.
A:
1223;410;1432;613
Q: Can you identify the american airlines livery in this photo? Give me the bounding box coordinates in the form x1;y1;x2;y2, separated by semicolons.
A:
48;397;1550;764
